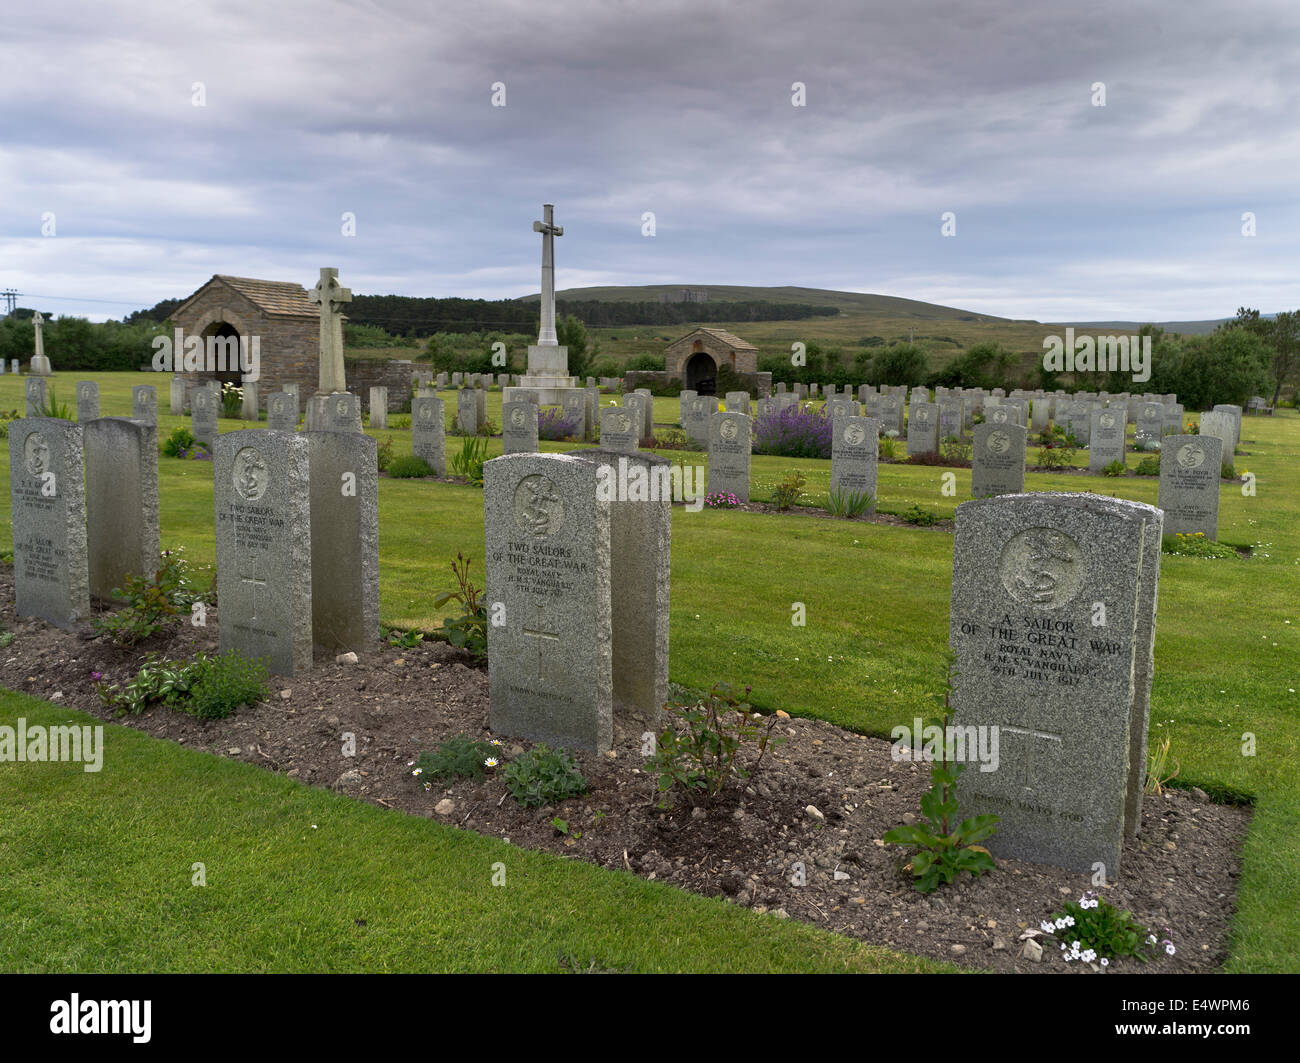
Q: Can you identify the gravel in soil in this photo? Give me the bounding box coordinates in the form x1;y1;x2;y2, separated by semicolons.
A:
0;566;1249;973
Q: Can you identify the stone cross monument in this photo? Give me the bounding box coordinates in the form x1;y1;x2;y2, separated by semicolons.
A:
532;204;563;346
508;204;577;404
31;311;52;376
309;267;352;394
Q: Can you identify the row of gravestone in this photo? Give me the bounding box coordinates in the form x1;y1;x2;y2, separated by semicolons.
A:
8;416;378;676
483;448;1165;878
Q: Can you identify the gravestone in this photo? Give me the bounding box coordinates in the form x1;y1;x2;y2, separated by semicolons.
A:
907;402;939;456
131;385;158;427
503;400;540;454
191;388;218;445
25;377;46;417
725;391;751;415
1136;403;1164;448
324;393;362;432
565;448;671;739
83;418;160;600
877;394;904;436
756;396;777;421
1064;401;1090;445
306;430;379;654
1162;403;1185;436
950;492;1163;873
76;382;99;422
635;388;654;438
599;405;639;453
1211;404;1242;453
214;430;312;675
584;385;598;440
707;410;751;502
169;375;185;415
827;396;857;423
483;454;614;753
623;393;650;444
679;389;697;427
411;396;446;475
971;422;1026;498
369;387;388;430
1157;434;1222;538
1030;400;1049;434
11;359;19;375
1197;411;1233;458
561;391;589;440
1088;408;1126;474
241;380;259;421
683;395;712;443
457;388;480;435
939;398;963;442
830;416;879;508
8;418;90;628
267;391;299;431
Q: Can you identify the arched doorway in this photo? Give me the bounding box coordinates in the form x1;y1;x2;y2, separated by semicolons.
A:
686;352;717;395
197;321;247;388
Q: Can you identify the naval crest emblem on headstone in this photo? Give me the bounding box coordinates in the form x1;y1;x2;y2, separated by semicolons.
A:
514;474;563;537
24;433;50;477
232;447;269;501
999;528;1083;608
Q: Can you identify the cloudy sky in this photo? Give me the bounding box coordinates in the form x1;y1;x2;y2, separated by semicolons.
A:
3;0;1297;322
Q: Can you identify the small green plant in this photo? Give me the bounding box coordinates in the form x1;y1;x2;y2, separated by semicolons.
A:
1163;531;1236;559
551;816;570;835
883;665;999;893
1135;455;1161;476
387;454;434;478
1144;731;1180;796
1221;461;1235;479
95;654;194;716
390;414;411;429
93;551;211;646
0;630;15;648
878;430;899;460
161;427;198;459
1040;891;1163;966
36;388;72;419
771;470;806;512
385;626;425;648
1035;442;1075;469
0;409;20;439
375;437;394;472
183;649;270;719
647;683;784;808
450;435;488;485
433;552;488;658
503;744;589;808
413;734;502;785
939;435;971;465
1102;459;1127;477
827;484;874;518
900;503;938;526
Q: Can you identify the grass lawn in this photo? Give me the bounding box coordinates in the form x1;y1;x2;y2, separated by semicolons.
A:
1;371;1297;971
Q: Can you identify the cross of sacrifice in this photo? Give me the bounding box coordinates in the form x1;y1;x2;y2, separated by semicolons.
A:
309;267;352;394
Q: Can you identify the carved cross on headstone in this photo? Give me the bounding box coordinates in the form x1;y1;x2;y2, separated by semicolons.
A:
239;562;268;621
523;599;560;680
1001;723;1062;793
309;267;352;395
531;204;563;347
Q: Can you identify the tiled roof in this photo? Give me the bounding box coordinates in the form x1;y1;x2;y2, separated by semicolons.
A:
696;327;757;350
213;275;319;317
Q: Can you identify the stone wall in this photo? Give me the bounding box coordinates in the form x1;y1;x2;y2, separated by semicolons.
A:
346;358;417;412
623;369;771;398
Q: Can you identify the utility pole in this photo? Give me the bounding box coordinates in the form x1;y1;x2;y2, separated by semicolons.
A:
0;289;18;316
